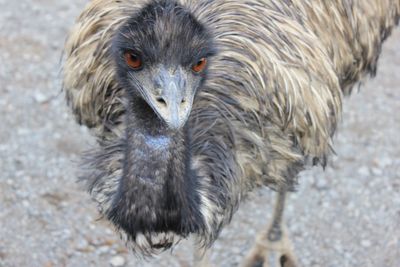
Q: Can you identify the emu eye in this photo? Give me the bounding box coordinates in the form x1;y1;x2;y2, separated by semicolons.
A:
124;52;142;70
192;58;207;73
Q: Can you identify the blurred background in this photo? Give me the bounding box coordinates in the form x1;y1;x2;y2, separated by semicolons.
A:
0;1;399;266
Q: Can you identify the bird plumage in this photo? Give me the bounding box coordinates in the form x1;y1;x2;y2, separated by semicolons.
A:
63;0;400;256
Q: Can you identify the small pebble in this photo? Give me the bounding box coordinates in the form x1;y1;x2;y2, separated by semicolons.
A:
315;178;329;190
75;238;89;251
371;168;383;176
361;240;372;248
110;256;125;267
22;200;30;208
96;246;110;255
375;157;392;168
357;166;370;176
33;92;47;103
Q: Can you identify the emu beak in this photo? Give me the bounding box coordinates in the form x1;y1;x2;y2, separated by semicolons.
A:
149;69;193;129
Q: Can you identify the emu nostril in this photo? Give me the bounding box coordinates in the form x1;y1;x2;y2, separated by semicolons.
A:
181;99;186;104
154;88;163;96
156;97;167;106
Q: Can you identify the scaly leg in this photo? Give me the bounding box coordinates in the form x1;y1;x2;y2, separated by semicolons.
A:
240;188;298;267
193;240;212;267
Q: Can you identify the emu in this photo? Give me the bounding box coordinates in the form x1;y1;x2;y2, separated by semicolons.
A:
63;0;399;266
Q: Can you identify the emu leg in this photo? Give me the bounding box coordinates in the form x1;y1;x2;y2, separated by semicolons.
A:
240;189;298;267
193;243;212;267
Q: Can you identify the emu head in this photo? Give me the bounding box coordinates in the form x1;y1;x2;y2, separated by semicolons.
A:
113;1;214;130
91;0;215;255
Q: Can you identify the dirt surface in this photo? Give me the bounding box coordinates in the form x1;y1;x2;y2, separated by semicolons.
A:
0;1;399;267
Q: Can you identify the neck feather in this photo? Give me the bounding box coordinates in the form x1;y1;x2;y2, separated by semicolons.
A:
106;99;204;246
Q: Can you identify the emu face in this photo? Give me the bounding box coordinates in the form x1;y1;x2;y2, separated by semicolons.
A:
113;1;214;130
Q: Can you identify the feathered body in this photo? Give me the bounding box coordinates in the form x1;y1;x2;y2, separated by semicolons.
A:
63;0;400;254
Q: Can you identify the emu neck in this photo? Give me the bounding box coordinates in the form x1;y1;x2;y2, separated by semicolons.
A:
124;108;180;190
124;97;182;187
109;98;201;237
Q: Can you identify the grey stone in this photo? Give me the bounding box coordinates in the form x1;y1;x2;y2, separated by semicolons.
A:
110;256;126;267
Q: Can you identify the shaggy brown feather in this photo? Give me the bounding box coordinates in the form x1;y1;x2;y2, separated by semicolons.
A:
63;0;400;252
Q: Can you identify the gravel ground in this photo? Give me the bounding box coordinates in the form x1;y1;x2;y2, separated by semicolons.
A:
0;1;399;267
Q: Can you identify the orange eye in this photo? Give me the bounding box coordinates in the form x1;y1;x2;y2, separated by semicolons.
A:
124;52;142;70
192;58;207;73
